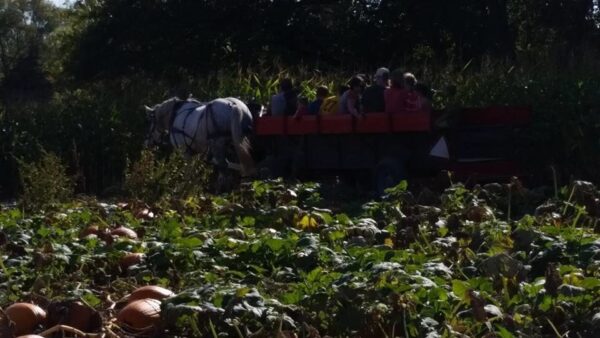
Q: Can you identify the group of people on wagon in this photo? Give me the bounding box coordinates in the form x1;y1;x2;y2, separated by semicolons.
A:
266;67;433;119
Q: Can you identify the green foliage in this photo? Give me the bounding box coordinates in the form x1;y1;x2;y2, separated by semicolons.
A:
124;149;212;204
1;180;600;336
18;150;73;211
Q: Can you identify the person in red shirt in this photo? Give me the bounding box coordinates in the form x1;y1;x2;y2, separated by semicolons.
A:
402;72;425;112
384;70;428;113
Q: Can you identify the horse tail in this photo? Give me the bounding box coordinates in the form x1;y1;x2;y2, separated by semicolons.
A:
230;102;256;177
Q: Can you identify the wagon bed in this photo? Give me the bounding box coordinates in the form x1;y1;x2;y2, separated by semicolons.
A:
252;106;532;189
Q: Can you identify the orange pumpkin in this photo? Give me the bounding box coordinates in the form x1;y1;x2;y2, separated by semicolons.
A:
5;303;46;335
117;299;161;330
128;286;174;302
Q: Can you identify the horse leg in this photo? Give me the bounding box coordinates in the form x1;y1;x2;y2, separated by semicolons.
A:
229;107;256;178
210;138;229;169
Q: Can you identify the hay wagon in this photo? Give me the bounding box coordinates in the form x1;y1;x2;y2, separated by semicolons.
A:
251;107;531;193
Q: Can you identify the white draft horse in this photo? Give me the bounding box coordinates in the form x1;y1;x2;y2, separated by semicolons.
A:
144;97;256;177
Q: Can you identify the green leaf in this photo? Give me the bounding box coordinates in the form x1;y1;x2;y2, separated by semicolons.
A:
236;287;251;297
37;226;51;237
538;295;553;312
306;267;323;283
204;272;218;283
159;217;182;241
265;238;286;252
281;289;303;304
384;180;408;196
438;226;449;237
240;216;256;227
495;325;516;338
176;237;203;249
326;230;345;242
316;211;333;225
336;213;351;225
581;277;600;289
82;292;101;307
452;280;470;301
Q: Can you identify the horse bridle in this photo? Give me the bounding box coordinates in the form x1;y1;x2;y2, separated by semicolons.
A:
146;97;194;147
145;109;171;148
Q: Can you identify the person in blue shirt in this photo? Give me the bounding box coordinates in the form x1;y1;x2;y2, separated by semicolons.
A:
268;78;298;116
307;85;330;115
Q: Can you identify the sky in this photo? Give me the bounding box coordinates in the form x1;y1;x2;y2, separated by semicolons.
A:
49;0;69;7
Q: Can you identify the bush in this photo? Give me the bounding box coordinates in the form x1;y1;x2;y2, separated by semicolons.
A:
18;151;74;211
124;149;213;204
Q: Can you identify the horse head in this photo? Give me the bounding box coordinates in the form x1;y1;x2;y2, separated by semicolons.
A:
143;97;181;147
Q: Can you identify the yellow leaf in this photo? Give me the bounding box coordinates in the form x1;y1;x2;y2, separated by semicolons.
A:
296;215;318;230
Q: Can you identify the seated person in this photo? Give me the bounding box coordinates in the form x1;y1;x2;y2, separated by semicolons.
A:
268;78;298;116
402;73;428;112
320;84;349;116
307;85;330;115
384;69;409;114
362;67;389;113
293;97;310;119
414;83;434;110
385;70;427;113
340;76;366;117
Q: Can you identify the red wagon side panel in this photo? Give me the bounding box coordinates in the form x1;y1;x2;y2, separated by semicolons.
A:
255;116;285;135
287;116;318;135
392;112;431;132
320;115;353;134
355;113;392;133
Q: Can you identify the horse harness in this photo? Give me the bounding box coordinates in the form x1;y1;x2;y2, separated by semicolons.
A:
168;99;236;155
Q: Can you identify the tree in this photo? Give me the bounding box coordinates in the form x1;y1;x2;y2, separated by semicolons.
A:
0;0;60;105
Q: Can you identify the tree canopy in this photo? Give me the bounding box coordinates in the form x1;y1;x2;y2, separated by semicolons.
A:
60;0;600;79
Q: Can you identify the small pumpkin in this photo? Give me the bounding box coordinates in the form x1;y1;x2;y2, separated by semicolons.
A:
117;299;161;330
128;286;174;302
120;252;145;270
5;303;46;336
111;226;138;239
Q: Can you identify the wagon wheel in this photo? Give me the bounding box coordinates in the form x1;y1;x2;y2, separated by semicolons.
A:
374;157;407;196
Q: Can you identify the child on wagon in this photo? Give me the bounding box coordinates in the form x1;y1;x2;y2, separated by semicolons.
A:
340;76;366;117
308;85;330;115
293;86;330;118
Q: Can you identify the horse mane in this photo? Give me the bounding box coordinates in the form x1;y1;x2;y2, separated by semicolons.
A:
187;97;205;106
153;97;182;119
